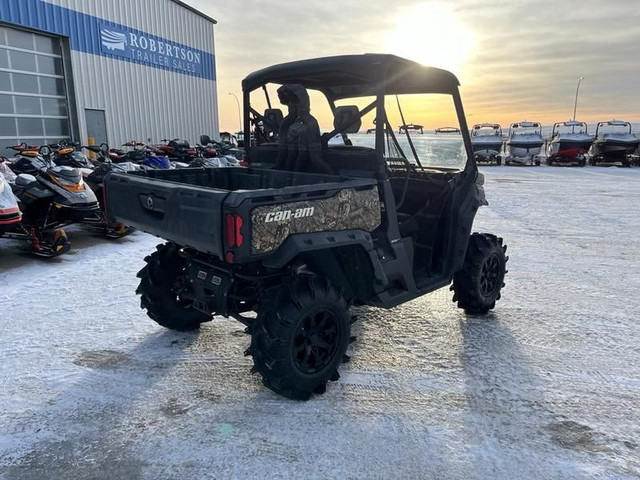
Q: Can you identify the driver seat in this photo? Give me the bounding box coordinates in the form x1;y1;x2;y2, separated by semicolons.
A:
275;84;332;174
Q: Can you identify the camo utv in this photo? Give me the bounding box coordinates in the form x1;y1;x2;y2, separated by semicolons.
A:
105;54;508;400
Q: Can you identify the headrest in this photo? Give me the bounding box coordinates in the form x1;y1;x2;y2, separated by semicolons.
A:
333;106;361;134
263;109;283;131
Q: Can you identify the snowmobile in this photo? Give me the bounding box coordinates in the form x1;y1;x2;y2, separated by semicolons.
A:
51;140;94;169
110;142;174;169
154;138;196;164
188;142;244;169
198;134;245;164
81;143;139;238
0;160;22;235
4;145;100;257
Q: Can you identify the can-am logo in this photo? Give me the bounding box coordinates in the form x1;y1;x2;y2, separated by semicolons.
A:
265;207;315;223
99;24;202;75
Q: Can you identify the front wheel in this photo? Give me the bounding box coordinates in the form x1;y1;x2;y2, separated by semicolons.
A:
136;242;211;331
249;275;351;400
452;233;508;315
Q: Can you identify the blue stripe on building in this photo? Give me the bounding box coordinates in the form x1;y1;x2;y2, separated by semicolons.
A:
0;0;216;81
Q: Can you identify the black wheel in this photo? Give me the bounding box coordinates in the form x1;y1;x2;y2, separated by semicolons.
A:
496;157;502;166
546;157;554;166
452;233;508;315
249;275;350;400
136;242;211;331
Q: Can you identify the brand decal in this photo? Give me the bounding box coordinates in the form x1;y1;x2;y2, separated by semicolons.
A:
2;0;215;80
101;29;127;51
264;207;315;223
99;23;203;75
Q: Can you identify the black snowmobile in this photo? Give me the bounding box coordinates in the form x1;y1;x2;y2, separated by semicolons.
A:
5;145;100;257
81;143;138;238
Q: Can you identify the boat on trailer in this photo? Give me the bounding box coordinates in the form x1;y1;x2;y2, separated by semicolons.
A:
547;120;592;166
470;123;503;165
589;120;639;166
435;126;460;134
399;123;424;134
504;121;544;166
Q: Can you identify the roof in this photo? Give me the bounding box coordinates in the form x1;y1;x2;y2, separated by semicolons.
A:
242;54;460;100
597;120;630;126
510;121;540;128
558;120;586;126
170;0;217;24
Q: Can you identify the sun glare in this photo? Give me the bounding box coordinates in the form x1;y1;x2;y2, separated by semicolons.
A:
383;3;473;75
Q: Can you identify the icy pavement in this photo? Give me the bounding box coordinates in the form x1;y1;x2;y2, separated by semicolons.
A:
1;166;639;480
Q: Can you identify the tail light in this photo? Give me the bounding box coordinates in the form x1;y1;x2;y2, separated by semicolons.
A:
225;213;244;248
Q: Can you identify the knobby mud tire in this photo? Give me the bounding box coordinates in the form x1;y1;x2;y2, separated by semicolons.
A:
452;233;508;315
249;275;350;400
136;242;210;331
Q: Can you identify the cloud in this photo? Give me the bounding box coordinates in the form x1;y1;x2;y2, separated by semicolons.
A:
183;0;640;129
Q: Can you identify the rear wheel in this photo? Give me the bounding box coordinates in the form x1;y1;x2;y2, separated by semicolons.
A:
136;242;211;331
249;275;350;400
452;233;508;315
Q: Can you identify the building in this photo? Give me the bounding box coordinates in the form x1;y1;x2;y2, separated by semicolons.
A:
0;0;217;152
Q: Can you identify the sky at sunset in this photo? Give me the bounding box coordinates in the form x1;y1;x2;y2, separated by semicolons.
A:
185;0;640;132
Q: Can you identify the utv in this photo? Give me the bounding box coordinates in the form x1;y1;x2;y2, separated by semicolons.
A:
105;54;508;400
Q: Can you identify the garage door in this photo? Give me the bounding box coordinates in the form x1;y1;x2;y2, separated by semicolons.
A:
0;25;70;153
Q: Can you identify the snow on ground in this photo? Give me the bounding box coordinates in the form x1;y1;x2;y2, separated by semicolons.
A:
1;166;639;480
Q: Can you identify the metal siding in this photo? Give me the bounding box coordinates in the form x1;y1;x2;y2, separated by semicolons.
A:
71;50;218;147
43;0;214;51
1;0;218;146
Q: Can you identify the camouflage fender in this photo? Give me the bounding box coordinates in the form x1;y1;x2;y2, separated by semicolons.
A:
251;187;381;255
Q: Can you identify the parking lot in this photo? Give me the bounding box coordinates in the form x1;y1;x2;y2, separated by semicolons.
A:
1;166;639;480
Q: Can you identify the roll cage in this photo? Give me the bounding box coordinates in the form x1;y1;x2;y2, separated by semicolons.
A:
241;54;476;176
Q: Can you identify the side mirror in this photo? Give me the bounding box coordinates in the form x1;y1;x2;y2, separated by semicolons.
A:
100;143;109;154
200;135;211;145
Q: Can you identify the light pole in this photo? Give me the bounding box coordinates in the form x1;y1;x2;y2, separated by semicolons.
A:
228;92;241;133
572;77;584;121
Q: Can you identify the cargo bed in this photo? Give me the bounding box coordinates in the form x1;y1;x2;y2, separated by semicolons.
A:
105;167;380;261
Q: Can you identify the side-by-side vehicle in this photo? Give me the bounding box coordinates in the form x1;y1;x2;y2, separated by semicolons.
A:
105;54;508;400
